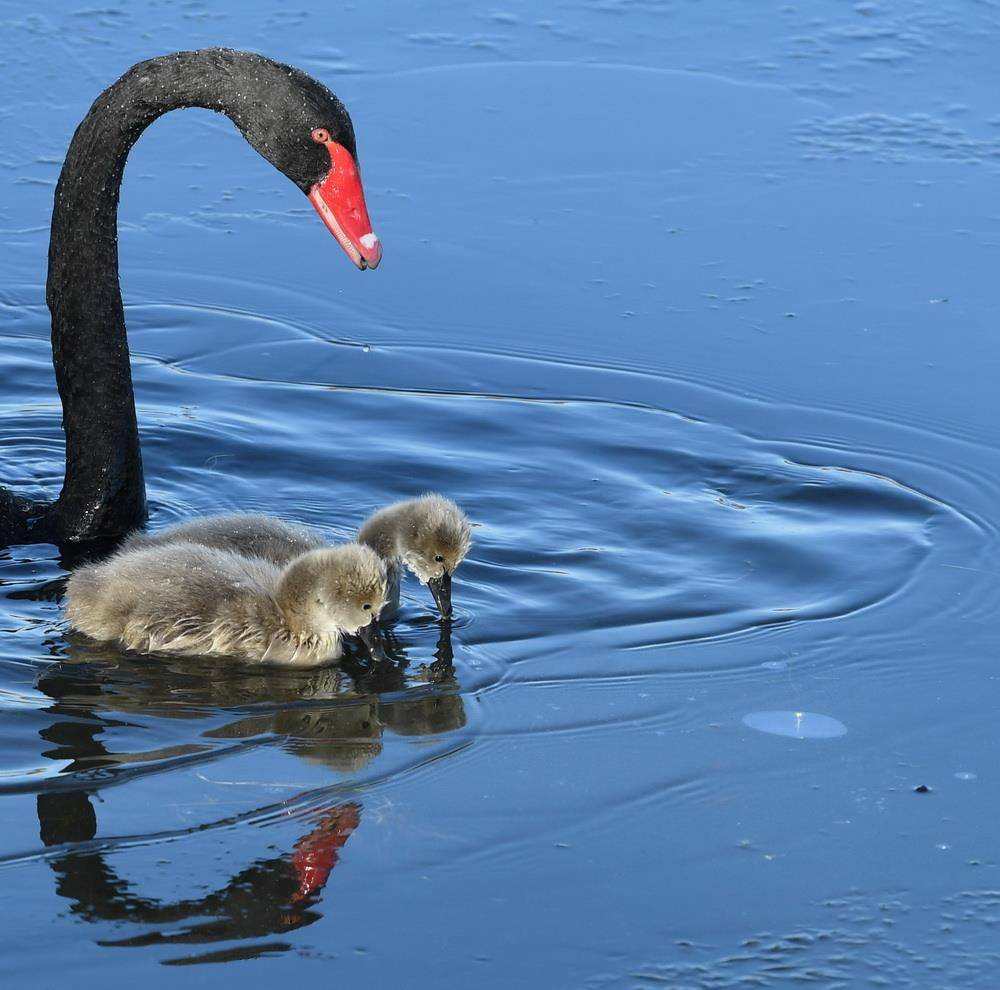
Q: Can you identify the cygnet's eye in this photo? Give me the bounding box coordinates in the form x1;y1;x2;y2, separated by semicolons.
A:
434;555;444;563
363;603;372;611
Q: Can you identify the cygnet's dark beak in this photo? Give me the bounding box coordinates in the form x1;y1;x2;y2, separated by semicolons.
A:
356;617;388;661
428;572;452;619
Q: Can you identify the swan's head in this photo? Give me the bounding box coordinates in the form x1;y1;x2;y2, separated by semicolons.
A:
383;495;473;619
226;51;381;270
277;544;388;655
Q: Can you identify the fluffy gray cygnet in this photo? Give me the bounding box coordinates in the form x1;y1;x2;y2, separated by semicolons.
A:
358;495;472;618
122;512;328;565
119;495;473;619
65;539;387;667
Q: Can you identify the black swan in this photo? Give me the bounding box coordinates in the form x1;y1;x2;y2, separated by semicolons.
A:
0;48;380;548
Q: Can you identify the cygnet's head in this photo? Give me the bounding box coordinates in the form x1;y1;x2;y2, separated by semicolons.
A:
360;494;471;618
277;544;388;650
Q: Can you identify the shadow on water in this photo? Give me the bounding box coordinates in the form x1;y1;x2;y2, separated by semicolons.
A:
18;627;462;966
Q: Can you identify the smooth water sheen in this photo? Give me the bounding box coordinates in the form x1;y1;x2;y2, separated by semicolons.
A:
2;2;999;986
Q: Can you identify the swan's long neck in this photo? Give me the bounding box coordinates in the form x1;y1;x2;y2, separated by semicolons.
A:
46;50;265;541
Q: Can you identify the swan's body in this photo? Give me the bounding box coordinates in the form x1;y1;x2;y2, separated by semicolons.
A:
0;49;380;547
359;495;472;618
65;542;387;667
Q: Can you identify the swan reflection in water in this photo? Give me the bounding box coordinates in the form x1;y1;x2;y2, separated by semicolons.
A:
31;626;463;965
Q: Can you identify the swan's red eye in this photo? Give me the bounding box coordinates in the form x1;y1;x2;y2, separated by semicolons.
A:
311;128;330;144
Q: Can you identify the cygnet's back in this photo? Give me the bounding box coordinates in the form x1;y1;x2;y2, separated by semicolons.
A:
123;513;327;567
67;544;286;660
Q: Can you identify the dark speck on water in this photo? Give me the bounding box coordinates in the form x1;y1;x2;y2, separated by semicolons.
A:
2;1;1000;987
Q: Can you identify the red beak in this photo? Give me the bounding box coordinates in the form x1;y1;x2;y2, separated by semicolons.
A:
308;141;382;270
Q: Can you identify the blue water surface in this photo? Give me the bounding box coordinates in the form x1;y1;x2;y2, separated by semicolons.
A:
1;0;999;985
